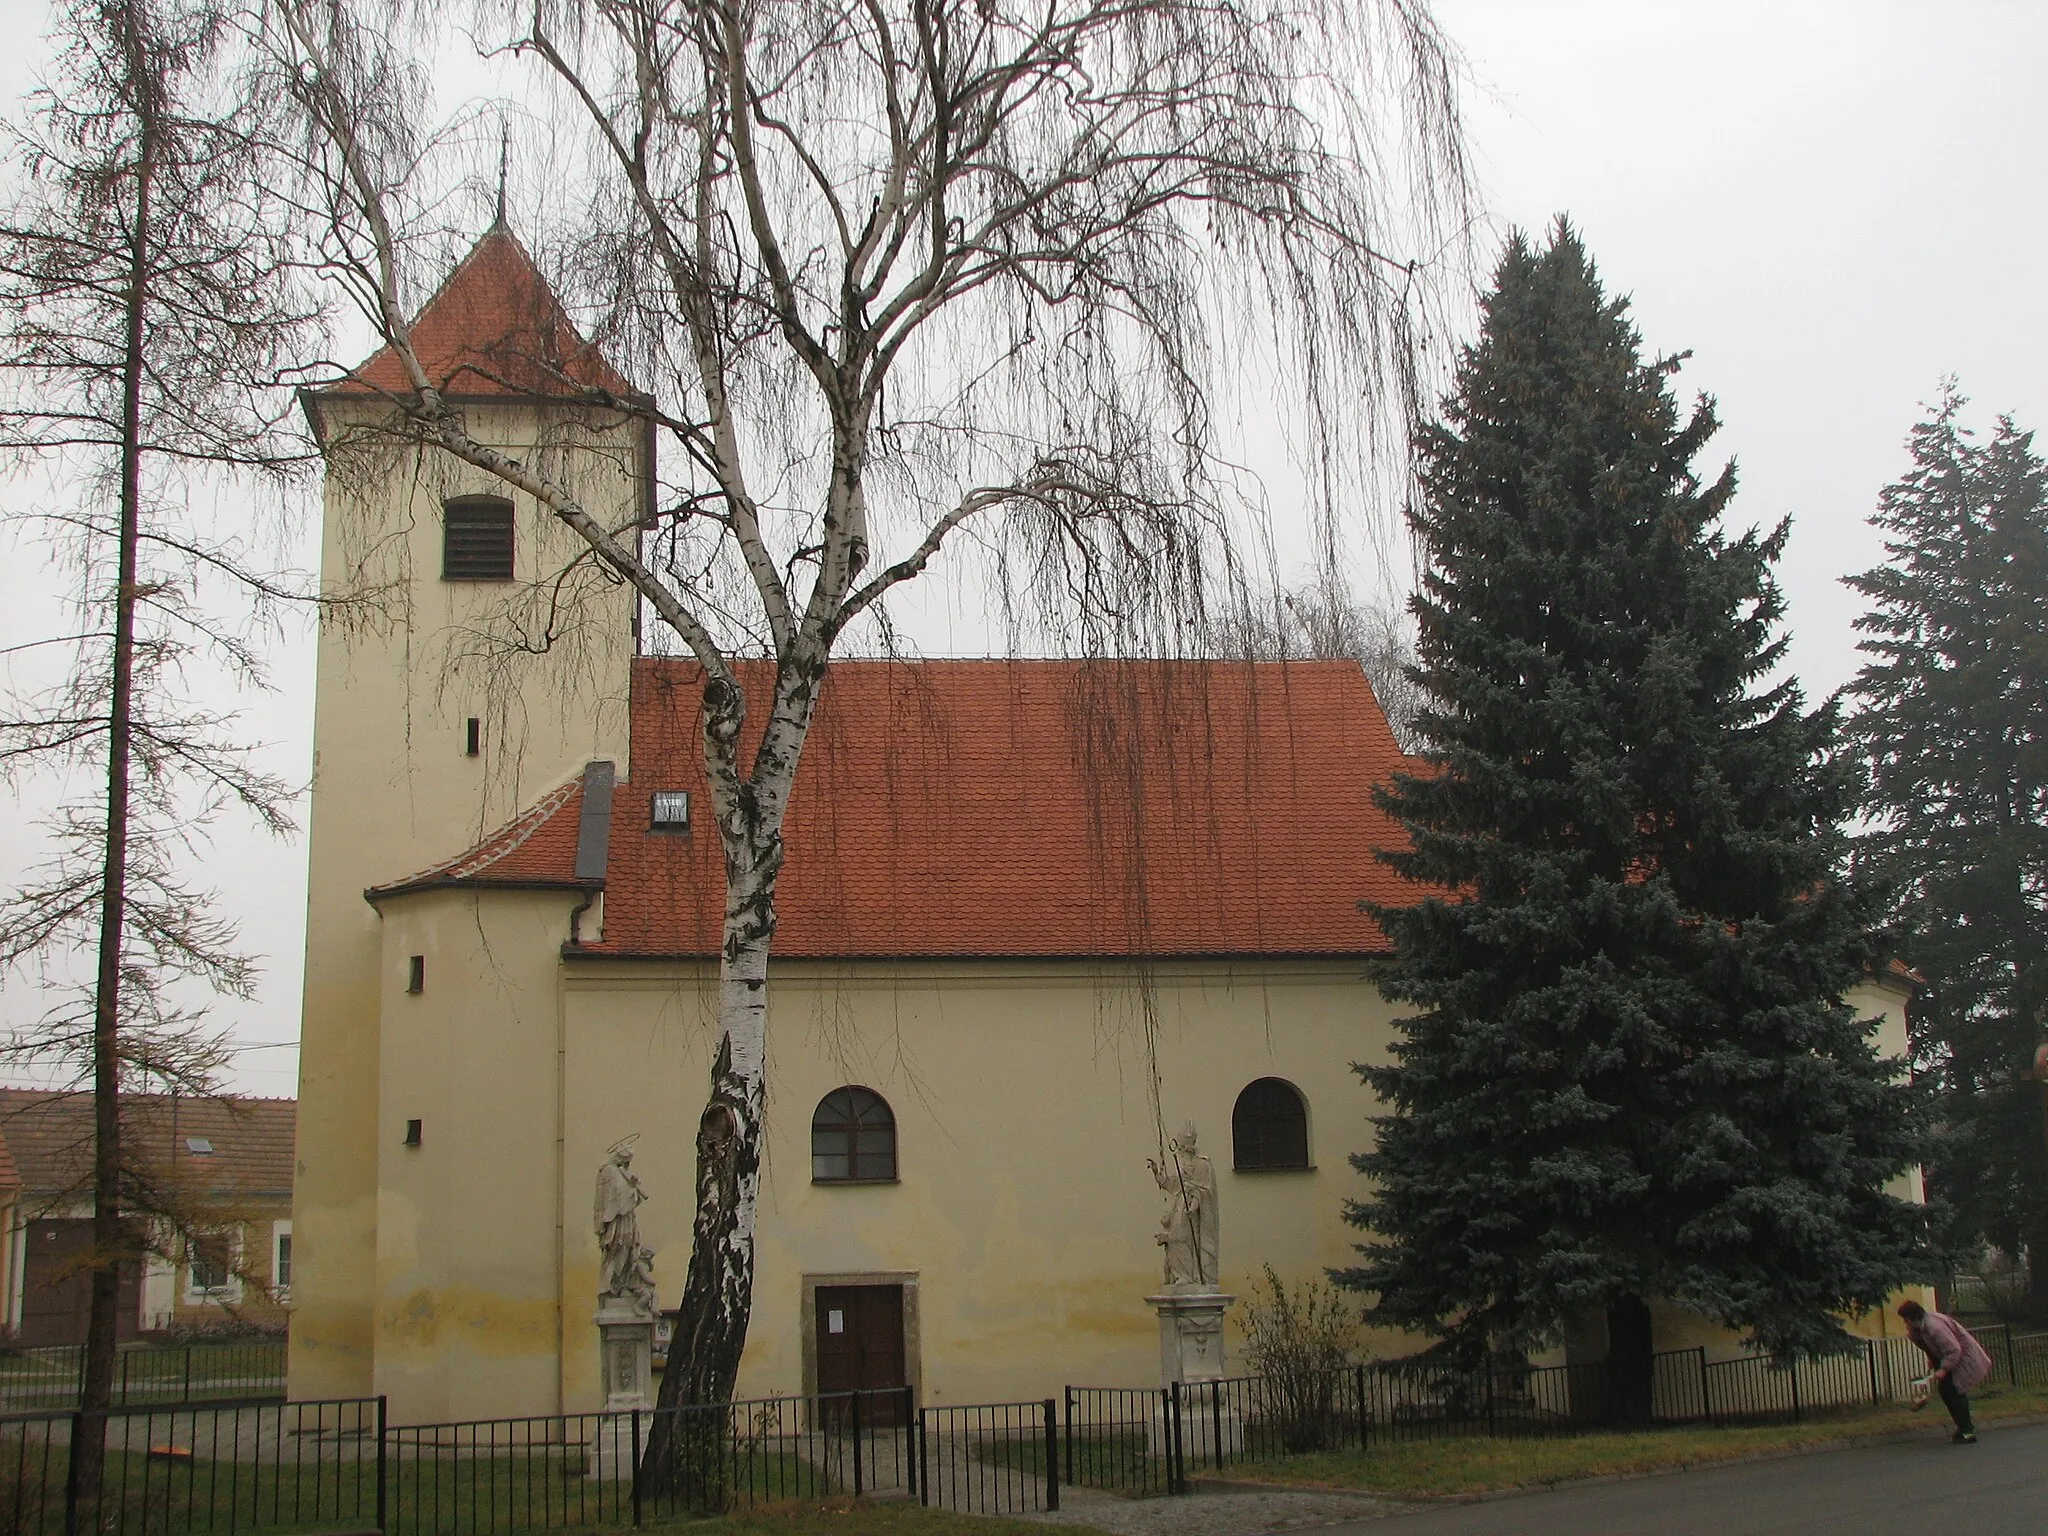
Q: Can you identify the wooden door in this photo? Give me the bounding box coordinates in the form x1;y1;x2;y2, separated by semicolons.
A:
815;1284;907;1424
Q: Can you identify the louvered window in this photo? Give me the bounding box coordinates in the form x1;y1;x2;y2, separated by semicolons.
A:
442;496;515;580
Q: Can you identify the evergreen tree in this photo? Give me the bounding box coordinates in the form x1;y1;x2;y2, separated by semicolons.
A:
1344;224;1926;1418
1844;390;2048;1321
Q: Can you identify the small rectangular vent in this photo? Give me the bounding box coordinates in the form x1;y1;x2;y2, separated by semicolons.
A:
185;1137;213;1156
407;955;424;994
404;1119;422;1147
442;497;514;581
465;718;480;757
650;791;690;831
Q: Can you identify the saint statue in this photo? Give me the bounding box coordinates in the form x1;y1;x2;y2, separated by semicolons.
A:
594;1136;656;1314
1147;1123;1220;1288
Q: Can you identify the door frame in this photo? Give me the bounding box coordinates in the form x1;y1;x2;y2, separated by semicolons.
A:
800;1270;920;1404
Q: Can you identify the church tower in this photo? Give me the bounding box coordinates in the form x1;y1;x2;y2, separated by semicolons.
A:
290;229;641;1401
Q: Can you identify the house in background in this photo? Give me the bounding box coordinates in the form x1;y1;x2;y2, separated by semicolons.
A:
0;1090;295;1346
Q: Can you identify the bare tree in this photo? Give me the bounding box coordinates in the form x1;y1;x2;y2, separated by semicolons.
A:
266;0;1469;1429
0;0;318;1490
1209;575;1426;750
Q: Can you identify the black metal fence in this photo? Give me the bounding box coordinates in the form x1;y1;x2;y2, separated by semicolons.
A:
0;1330;2039;1531
0;1341;288;1413
0;1396;377;1535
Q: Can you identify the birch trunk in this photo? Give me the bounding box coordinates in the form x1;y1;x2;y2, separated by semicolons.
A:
642;656;824;1492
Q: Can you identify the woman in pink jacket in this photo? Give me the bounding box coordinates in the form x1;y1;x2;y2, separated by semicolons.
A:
1898;1298;1994;1443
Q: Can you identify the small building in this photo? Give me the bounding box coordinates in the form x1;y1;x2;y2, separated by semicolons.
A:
0;1090;295;1346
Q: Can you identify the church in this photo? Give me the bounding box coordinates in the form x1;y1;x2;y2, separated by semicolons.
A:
285;229;1916;1426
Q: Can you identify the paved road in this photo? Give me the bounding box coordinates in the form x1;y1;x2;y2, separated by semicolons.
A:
1317;1420;2048;1536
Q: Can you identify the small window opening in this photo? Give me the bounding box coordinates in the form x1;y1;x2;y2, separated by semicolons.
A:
407;955;424;994
465;717;481;757
1232;1078;1311;1171
441;496;515;581
650;791;691;831
811;1086;897;1182
184;1137;214;1157
404;1119;423;1147
188;1235;233;1293
274;1232;293;1291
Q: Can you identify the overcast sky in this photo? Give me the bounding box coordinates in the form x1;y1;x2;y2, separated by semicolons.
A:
1;1;2042;1095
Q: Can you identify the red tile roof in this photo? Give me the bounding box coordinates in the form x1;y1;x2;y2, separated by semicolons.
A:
603;657;1413;958
325;226;636;401
369;777;590;899
379;657;1419;957
0;1090;295;1202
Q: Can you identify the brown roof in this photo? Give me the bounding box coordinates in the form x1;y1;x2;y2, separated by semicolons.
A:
386;657;1419;958
0;1123;19;1193
370;777;592;899
323;226;635;401
0;1090;295;1202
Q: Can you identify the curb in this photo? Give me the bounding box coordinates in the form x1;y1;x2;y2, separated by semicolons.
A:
1195;1407;2048;1513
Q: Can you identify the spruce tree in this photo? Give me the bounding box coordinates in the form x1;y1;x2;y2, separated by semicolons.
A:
1344;224;1926;1418
1844;390;2048;1321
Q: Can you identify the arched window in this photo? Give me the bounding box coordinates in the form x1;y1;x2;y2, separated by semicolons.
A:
811;1087;897;1182
1232;1078;1309;1171
442;495;515;581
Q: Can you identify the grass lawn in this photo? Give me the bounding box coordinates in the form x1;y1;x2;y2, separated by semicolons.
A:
1213;1382;2048;1501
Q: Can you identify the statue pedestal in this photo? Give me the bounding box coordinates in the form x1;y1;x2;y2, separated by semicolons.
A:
1146;1288;1243;1461
596;1301;655;1413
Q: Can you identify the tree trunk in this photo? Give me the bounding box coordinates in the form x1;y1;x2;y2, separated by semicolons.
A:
76;9;156;1508
1605;1293;1655;1427
641;664;812;1499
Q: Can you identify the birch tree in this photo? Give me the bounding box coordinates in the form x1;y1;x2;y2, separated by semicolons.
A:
267;0;1471;1425
0;0;316;1494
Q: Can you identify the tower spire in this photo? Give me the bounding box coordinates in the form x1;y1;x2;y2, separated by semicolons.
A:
494;121;509;229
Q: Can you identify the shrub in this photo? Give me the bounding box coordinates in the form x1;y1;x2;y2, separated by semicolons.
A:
1240;1266;1359;1452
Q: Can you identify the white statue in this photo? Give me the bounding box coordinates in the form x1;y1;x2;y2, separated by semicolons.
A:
595;1136;656;1315
1148;1123;1219;1288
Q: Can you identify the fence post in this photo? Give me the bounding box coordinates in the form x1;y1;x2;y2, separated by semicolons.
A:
183;1345;193;1403
902;1386;917;1497
62;1410;82;1536
119;1350;129;1407
1867;1340;1879;1407
850;1391;864;1497
1043;1398;1060;1512
375;1395;388;1535
1354;1363;1368;1450
1209;1382;1225;1472
1168;1382;1185;1495
630;1408;643;1529
1789;1358;1801;1423
1697;1348;1710;1424
1484;1362;1497;1438
916;1409;930;1508
2002;1325;2019;1386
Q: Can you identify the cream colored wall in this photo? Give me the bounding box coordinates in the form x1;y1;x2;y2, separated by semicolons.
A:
556;957;1404;1412
370;887;588;1424
291;399;639;1402
351;910;1931;1419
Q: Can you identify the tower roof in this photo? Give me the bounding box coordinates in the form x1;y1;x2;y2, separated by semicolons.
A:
325;226;636;402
